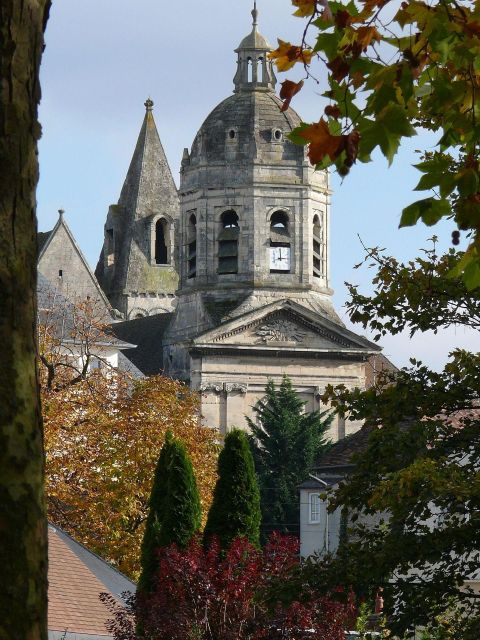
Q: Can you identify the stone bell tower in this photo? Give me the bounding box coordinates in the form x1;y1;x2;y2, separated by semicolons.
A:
164;6;336;380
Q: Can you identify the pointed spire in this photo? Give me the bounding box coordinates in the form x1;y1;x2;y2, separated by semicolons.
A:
118;99;178;219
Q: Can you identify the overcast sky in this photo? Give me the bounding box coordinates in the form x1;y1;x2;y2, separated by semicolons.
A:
36;0;479;370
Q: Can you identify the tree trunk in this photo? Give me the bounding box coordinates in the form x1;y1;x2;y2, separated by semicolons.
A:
0;1;51;638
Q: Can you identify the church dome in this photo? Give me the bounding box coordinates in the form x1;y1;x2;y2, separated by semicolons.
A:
189;91;303;165
236;28;271;51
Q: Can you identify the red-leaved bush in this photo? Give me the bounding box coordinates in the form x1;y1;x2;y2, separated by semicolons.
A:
101;533;356;639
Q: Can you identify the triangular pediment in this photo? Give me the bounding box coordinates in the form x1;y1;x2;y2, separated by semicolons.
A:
192;300;380;354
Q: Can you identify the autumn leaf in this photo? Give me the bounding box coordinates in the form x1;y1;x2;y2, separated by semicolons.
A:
325;104;341;118
268;40;314;71
327;56;350;81
298;118;344;164
280;79;304;111
292;0;317;18
355;26;382;49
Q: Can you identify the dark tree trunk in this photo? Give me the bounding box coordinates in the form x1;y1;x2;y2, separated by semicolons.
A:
0;1;50;638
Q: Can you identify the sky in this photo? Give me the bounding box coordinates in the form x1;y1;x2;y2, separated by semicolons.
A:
36;0;479;371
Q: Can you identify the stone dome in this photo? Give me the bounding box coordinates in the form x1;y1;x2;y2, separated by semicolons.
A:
236;28;271;51
189;91;304;165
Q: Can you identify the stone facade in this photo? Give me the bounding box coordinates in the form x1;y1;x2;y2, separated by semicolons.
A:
38;211;112;314
99;9;383;436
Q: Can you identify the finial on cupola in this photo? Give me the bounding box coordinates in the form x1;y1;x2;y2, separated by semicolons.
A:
144;98;154;112
252;0;258;26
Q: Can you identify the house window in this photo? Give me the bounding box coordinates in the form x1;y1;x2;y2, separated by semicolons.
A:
155;219;169;265
313;215;322;278
218;210;239;274
309;493;322;524
187;213;197;279
269;210;291;273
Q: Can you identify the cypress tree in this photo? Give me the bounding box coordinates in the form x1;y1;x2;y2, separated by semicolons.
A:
247;375;331;538
157;438;202;549
138;431;173;594
138;432;201;593
204;429;261;550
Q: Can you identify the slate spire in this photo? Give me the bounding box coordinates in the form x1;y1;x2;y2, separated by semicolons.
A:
118;99;178;219
95;100;180;319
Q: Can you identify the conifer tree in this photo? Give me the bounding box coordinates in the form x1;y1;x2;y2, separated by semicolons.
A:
138;431;173;593
158;438;202;549
248;375;331;538
138;432;201;593
204;429;261;550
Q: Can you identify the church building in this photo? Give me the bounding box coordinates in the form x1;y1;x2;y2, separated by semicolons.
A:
94;8;385;438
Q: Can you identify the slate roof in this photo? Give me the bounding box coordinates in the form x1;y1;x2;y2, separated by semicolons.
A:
38;230;52;254
312;424;376;471
48;524;135;640
109;313;173;375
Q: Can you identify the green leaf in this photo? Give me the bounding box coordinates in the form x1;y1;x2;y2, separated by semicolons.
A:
455;168;479;198
288;123;310;146
400;198;450;228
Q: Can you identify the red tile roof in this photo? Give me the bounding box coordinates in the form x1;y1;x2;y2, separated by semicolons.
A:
48;525;134;637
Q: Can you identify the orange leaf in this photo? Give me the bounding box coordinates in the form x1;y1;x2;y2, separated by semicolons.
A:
355;26;382;49
327;56;350;82
280;79;304;111
292;0;317;17
299;119;344;164
324;104;341;118
268;39;314;71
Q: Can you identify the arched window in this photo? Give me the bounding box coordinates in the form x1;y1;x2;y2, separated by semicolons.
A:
218;210;239;274
257;57;263;82
154;218;169;265
313;214;322;278
105;228;115;266
187;214;197;279
247;57;253;83
270;211;289;230
269;210;291;273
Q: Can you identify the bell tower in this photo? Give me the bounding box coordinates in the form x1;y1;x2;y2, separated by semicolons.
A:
164;7;335;380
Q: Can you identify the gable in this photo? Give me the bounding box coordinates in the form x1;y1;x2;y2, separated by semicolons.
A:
38;217;111;313
194;302;380;354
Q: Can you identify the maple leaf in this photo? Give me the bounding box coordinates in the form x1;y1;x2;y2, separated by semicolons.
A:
280;79;304;111
324;104;341;118
355;26;382;49
292;0;317;18
298;118;344;164
327;56;350;81
268;40;314;71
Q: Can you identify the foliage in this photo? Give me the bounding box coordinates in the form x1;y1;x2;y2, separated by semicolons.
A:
101;533;357;640
157;437;202;550
345;238;480;339
40;297;218;579
270;0;480;288
315;246;480;636
138;432;174;592
204;429;261;550
248;375;331;537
